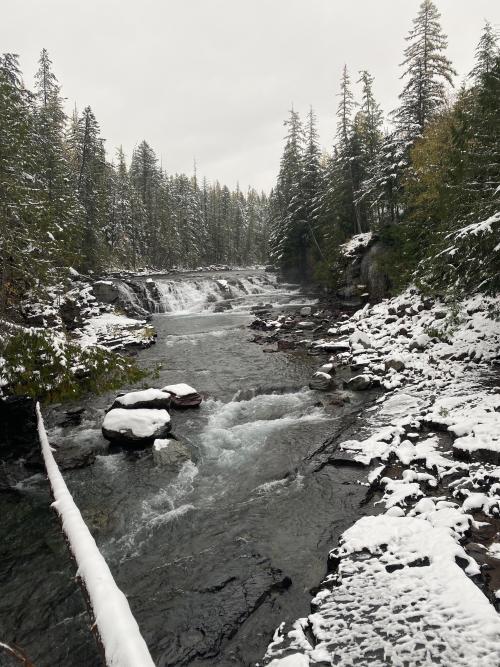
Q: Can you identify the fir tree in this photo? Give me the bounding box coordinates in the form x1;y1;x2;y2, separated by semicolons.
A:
395;0;456;139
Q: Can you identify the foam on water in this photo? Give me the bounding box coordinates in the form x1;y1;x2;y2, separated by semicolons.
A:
200;390;329;465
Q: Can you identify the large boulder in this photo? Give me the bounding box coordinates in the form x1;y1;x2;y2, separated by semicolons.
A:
162;384;202;409
111;388;171;410
344;374;379;391
102;408;171;445
152;439;191;468
92;280;150;319
309;372;334;391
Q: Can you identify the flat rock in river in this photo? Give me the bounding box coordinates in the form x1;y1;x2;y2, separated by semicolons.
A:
111;388;171;410
102;408;171;445
162;383;202;408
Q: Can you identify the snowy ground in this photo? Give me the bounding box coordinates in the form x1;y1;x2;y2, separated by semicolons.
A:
261;288;500;666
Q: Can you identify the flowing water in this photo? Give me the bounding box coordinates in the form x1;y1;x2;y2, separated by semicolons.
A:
0;270;376;667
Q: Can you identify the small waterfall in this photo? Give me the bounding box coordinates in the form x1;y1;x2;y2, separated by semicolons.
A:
151;274;278;314
154;279;225;313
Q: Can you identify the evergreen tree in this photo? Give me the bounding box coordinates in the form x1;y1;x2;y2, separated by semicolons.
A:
0;54;43;310
395;0;456;140
67;106;107;271
33;49;79;264
269;108;308;277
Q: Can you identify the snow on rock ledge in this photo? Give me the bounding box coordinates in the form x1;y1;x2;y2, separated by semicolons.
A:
264;515;500;666
102;408;171;445
162;383;202;408
111;388;171;410
37;404;155;667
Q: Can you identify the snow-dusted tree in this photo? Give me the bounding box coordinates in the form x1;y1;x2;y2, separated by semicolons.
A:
353;71;384;227
0;54;43;310
67;105;107;271
269;108;309;277
469;21;499;84
395;0;456;140
130;140;161;267
34;49;80;263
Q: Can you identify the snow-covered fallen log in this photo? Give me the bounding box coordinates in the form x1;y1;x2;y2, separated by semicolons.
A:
36;403;155;667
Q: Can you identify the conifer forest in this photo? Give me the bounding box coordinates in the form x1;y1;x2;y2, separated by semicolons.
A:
1;3;500;667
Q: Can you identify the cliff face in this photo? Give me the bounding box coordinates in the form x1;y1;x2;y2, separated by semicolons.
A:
336;233;390;303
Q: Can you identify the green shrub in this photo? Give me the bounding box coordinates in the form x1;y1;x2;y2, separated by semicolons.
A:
0;327;146;402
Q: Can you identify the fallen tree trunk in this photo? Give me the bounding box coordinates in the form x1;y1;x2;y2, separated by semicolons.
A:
36;403;155;667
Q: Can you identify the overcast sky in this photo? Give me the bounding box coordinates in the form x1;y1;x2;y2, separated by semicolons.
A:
2;0;499;191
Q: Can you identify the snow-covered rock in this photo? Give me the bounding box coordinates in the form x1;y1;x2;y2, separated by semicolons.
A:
111;388;171;410
102;408;171;445
162;383;202;408
309;372;333;392
344;374;378;391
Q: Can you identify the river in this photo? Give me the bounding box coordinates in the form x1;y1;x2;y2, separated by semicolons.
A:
0;270;376;667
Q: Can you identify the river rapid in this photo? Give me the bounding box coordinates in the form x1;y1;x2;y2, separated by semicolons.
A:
0;270;376;667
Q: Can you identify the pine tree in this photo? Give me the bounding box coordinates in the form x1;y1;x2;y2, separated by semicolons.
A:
334;66;363;234
353;72;385;228
269;108;308;277
469;21;499;83
33;49;79;265
67;105;107;271
130;140;161;267
395;0;456;140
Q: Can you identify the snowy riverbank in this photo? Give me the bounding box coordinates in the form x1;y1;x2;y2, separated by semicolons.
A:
257;288;500;666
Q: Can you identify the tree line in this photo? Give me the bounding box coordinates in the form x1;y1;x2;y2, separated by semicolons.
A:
0;51;270;313
270;0;499;295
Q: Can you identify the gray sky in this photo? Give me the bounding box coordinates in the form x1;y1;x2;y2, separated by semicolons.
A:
2;0;499;191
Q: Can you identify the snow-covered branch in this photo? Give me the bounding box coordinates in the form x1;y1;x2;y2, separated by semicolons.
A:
36;403;155;667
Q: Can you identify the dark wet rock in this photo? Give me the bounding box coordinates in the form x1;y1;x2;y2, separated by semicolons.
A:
60;297;83;331
385;357;406;372
0;396;38;462
249;318;268;331
53;445;97;470
252;307;271;317
57;407;85;428
277;339;297;351
214;300;232;313
452;445;500;466
152;439;191;468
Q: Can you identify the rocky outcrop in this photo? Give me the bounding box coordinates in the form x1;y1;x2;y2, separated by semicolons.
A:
336;234;390;302
92;280;152;319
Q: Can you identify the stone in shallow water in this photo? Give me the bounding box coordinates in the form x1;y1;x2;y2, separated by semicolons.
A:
162;383;202;408
309;371;334;391
111;388;171;410
152;439;191;467
102;408;171;445
344;374;378;391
